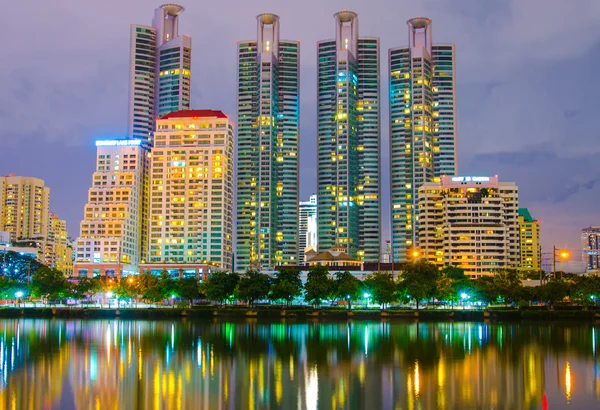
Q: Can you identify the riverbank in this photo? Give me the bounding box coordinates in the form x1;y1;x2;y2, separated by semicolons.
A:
1;306;599;321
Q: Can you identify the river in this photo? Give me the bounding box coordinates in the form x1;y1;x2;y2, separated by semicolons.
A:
0;319;598;409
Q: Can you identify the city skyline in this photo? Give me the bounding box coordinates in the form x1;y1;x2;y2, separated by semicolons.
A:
1;0;599;257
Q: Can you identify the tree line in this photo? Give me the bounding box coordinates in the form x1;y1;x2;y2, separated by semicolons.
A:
1;259;599;309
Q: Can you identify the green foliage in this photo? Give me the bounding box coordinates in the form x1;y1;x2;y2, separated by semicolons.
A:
304;265;334;307
269;267;303;305
201;271;240;304
134;272;162;302
363;271;396;309
441;265;466;280
333;271;362;309
235;270;270;306
158;271;178;300
399;260;440;310
178;278;201;305
72;277;102;300
539;279;571;306
1;251;44;281
30;267;70;303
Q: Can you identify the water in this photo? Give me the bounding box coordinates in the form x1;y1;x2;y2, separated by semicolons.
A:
0;319;598;409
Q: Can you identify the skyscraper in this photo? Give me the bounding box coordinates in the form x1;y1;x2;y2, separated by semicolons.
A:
236;14;300;271
389;17;457;262
317;11;381;261
581;226;600;271
74;140;147;277
128;4;192;144
299;195;318;263
148;110;234;270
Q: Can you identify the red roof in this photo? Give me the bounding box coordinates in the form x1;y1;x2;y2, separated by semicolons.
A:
159;110;228;120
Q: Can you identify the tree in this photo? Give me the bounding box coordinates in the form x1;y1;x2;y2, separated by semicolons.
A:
363;271;396;309
30;267;70;304
441;265;466;280
235;270;270;307
398;260;439;310
492;269;522;304
178;277;201;306
333;271;361;310
134;272;162;304
539;279;571;307
158;270;178;303
269;267;303;306
304;265;334;308
1;251;44;282
113;281;135;307
72;277;102;302
201;271;240;305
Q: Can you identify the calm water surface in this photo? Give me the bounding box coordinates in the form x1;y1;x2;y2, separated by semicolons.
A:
0;319;598;409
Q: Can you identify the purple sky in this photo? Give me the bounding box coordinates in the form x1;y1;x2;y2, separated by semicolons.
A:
1;0;599;262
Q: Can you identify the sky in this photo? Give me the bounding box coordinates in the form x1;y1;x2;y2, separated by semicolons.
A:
1;0;599;263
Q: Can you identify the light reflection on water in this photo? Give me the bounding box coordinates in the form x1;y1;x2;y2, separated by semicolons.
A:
0;319;598;409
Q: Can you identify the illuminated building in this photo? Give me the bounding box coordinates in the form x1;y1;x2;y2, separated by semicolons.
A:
389;17;457;262
128;4;192;144
518;208;541;272
148;110;234;270
74;139;147;277
418;176;519;277
47;213;73;275
317;11;381;261
236;14;300;270
299;195;318;263
581;226;600;271
0;175;50;242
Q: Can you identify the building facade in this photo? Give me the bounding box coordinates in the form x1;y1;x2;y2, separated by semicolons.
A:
418;176;519;277
128;4;192;143
518;208;541;272
299;194;318;263
236;14;300;271
0;175;50;243
48;213;73;275
148;110;234;270
582;226;600;271
317;11;381;262
389;17;457;262
74;140;147;277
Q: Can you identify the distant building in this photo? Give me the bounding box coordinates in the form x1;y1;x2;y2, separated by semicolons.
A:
418;176;519;277
47;213;73;276
518;208;541;272
299;195;317;263
148;110;234;270
0;231;9;245
581;226;600;271
305;246;362;268
74;139;148;277
128;4;192;144
0;175;50;243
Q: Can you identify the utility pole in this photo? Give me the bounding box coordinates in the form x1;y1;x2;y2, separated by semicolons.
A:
552;245;556;280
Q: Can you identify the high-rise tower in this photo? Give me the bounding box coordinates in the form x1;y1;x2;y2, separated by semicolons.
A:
389;17;457;262
236;14;300;271
128;4;192;144
317;11;381;261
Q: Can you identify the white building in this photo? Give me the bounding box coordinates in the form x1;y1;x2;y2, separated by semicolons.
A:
128;4;192;144
74;139;147;277
299;195;318;263
148;110;234;270
418;176;519;277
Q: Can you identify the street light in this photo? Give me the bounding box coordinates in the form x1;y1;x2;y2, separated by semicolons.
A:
553;247;571;279
363;292;371;308
460;293;470;310
15;291;23;307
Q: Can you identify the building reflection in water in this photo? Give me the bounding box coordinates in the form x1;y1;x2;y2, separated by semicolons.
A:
0;319;597;409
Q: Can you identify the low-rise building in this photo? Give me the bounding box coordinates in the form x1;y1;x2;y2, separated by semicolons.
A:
418;176;519;277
